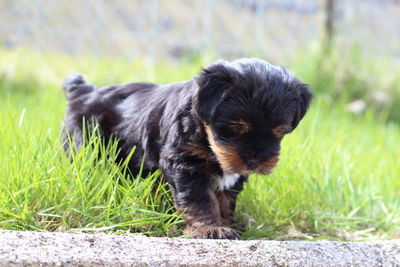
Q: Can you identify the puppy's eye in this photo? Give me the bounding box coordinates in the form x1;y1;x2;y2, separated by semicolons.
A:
272;125;291;138
216;127;241;140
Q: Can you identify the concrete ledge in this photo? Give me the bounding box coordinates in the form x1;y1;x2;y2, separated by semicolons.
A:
0;230;399;266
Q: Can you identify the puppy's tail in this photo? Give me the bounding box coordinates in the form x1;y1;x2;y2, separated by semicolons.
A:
62;73;96;100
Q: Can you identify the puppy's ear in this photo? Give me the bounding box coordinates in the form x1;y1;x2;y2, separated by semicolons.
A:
291;82;313;129
194;63;236;124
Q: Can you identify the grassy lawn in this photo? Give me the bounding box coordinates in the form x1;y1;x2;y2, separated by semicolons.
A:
0;48;399;240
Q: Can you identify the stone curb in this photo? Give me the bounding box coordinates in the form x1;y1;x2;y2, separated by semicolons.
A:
0;230;399;266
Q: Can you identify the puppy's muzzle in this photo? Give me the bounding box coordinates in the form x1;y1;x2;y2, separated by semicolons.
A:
246;159;258;170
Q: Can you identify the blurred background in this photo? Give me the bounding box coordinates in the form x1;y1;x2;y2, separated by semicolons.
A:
1;0;399;61
1;0;400;121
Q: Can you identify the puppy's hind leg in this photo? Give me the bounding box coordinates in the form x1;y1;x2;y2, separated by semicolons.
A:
62;73;96;100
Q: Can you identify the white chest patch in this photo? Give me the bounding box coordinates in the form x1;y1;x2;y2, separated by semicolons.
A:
216;173;241;191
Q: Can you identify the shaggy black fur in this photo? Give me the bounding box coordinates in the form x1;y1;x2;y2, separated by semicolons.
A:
62;58;312;239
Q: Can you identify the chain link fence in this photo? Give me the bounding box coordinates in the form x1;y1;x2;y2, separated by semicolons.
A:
0;0;399;61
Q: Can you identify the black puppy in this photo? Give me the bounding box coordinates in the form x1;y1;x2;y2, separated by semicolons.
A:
62;58;312;239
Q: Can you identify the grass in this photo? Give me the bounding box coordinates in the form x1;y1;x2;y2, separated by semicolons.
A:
0;48;399;240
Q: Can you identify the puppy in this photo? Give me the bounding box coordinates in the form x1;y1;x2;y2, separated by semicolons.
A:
62;58;312;239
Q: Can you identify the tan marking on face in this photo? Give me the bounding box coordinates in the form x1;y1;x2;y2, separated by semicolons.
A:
255;156;279;175
206;127;245;173
272;125;291;138
206;127;279;175
229;120;252;135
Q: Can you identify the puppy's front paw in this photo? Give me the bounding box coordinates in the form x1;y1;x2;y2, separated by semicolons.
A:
185;225;241;240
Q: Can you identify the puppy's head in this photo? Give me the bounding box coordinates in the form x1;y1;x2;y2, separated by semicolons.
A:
194;58;312;175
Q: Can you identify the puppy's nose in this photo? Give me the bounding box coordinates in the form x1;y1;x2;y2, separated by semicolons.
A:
246;159;258;170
